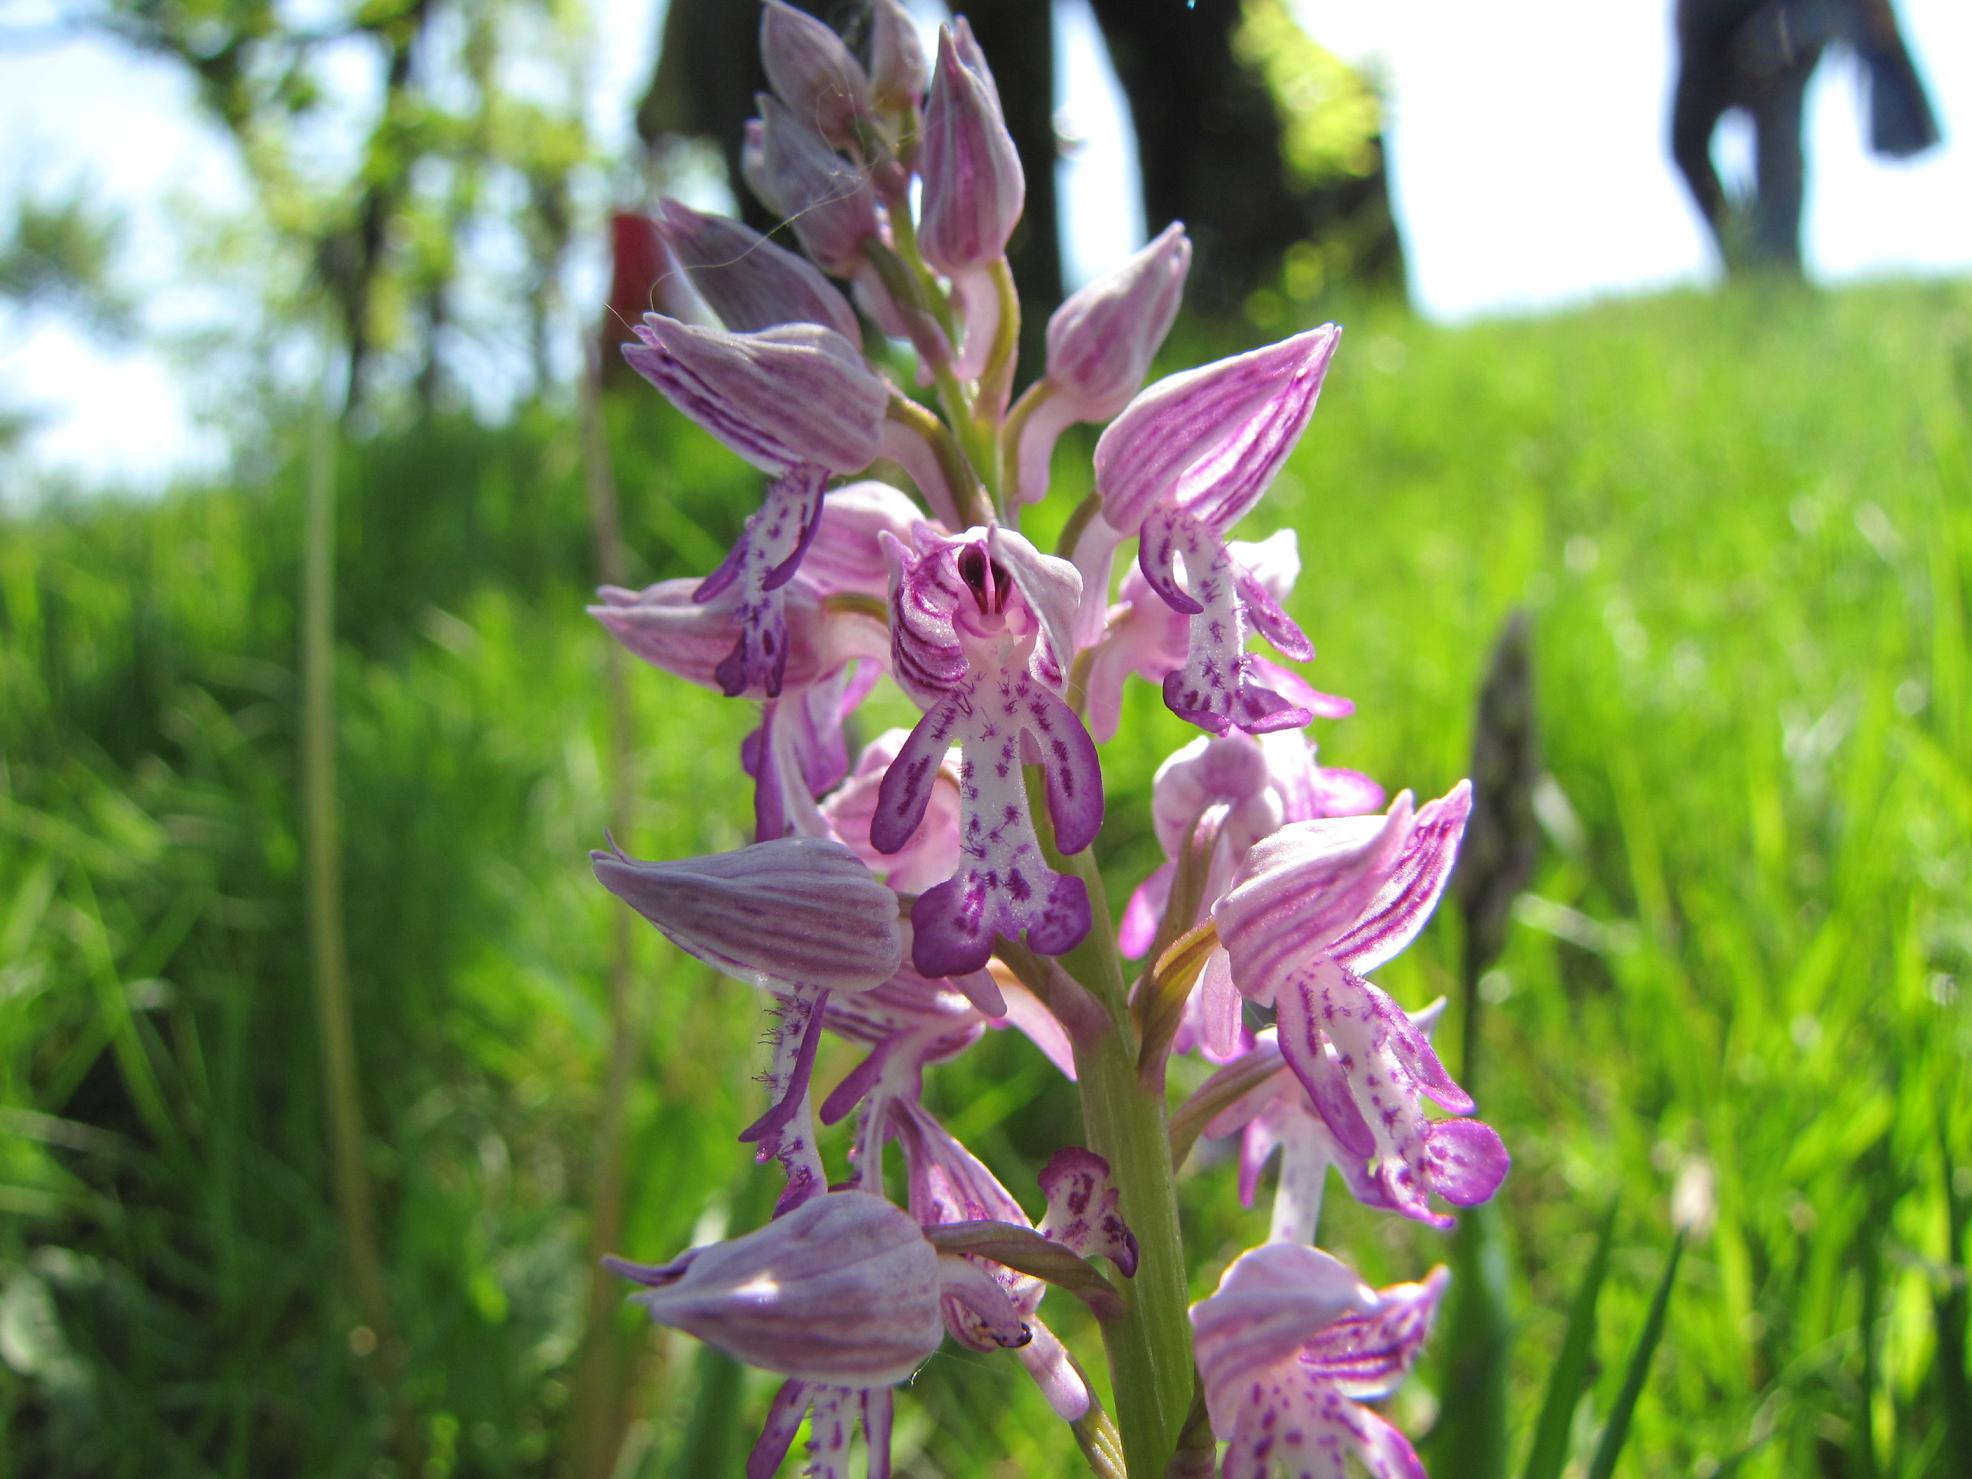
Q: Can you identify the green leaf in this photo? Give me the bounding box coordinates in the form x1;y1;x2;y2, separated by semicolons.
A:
1521;1197;1620;1479
1585;1231;1684;1479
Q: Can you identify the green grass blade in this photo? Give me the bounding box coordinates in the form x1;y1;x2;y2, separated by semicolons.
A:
1429;1201;1513;1479
1585;1232;1684;1479
1521;1197;1620;1479
1935;1117;1971;1472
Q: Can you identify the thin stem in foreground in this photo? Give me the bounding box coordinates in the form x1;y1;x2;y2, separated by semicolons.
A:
300;406;419;1470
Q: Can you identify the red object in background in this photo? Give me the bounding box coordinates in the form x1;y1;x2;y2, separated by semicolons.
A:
601;212;667;371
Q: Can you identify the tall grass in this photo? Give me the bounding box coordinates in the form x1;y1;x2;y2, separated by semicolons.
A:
2;277;1967;1476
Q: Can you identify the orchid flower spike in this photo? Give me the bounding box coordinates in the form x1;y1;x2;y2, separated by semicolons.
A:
1191;1243;1447;1479
873;526;1103;977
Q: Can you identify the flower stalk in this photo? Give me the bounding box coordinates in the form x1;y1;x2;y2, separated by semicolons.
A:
1032;766;1195;1475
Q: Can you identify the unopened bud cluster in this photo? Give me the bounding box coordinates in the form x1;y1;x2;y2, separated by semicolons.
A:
588;5;1508;1475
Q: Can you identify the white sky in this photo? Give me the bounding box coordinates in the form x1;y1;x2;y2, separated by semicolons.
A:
2;0;1967;488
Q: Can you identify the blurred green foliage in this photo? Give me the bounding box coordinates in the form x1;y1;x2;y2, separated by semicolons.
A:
3;277;1970;1476
0;182;131;335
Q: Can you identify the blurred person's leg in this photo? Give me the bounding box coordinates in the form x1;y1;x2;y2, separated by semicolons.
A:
1750;63;1810;270
1671;1;1736;260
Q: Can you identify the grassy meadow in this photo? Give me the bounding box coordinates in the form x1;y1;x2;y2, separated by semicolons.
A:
3;276;1969;1477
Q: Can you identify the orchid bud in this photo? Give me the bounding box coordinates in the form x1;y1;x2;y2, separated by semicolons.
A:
622;314;885;475
1045;223;1192;419
653;197;862;345
752;93;881;274
610;1190;944;1385
591;835;903;991
917;20;1023;275
759;0;873;151
869;0;927;113
740;116;775;211
1095;324;1341;537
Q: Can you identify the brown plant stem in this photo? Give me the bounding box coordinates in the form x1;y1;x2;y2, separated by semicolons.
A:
562;355;644;1479
301;407;420;1469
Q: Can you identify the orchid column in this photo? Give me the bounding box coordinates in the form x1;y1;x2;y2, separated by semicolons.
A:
584;5;1508;1476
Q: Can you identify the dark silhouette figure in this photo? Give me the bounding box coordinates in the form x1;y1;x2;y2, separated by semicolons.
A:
1671;0;1939;272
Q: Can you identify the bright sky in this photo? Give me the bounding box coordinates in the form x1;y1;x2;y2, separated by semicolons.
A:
2;0;1967;488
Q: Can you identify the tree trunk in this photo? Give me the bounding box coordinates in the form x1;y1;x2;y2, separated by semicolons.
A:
1086;0;1404;312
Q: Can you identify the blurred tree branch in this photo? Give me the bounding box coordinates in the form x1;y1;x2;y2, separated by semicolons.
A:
63;0;597;418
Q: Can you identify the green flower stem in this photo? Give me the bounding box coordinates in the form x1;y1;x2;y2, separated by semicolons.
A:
929;357;1004;512
1052;487;1102;561
883;397;994;529
977;257;1022;420
1028;768;1195;1477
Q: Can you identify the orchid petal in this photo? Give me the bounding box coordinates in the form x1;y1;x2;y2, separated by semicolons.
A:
740;987;830;1213
869;698;962;856
621;1191;943;1386
1214;795;1415;1005
826;728;962;891
695;464;829;697
1140;508;1316;736
623;315;885;475
804;1386;856;1479
861;1388;895;1479
994;977;1079;1080
803;481;927;599
1424;1119;1511;1207
1273;967;1376;1157
1037;1148;1139;1276
1095;324;1341;536
1329;780;1474;977
869;0;926;110
1301;1267;1448;1397
748;1380;810;1479
759;0;873;149
1116;860;1171;959
991;524;1084;687
752;93;880;272
592;836;902;992
1043;221;1191;420
655;197;862;345
1192;1243;1377;1426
